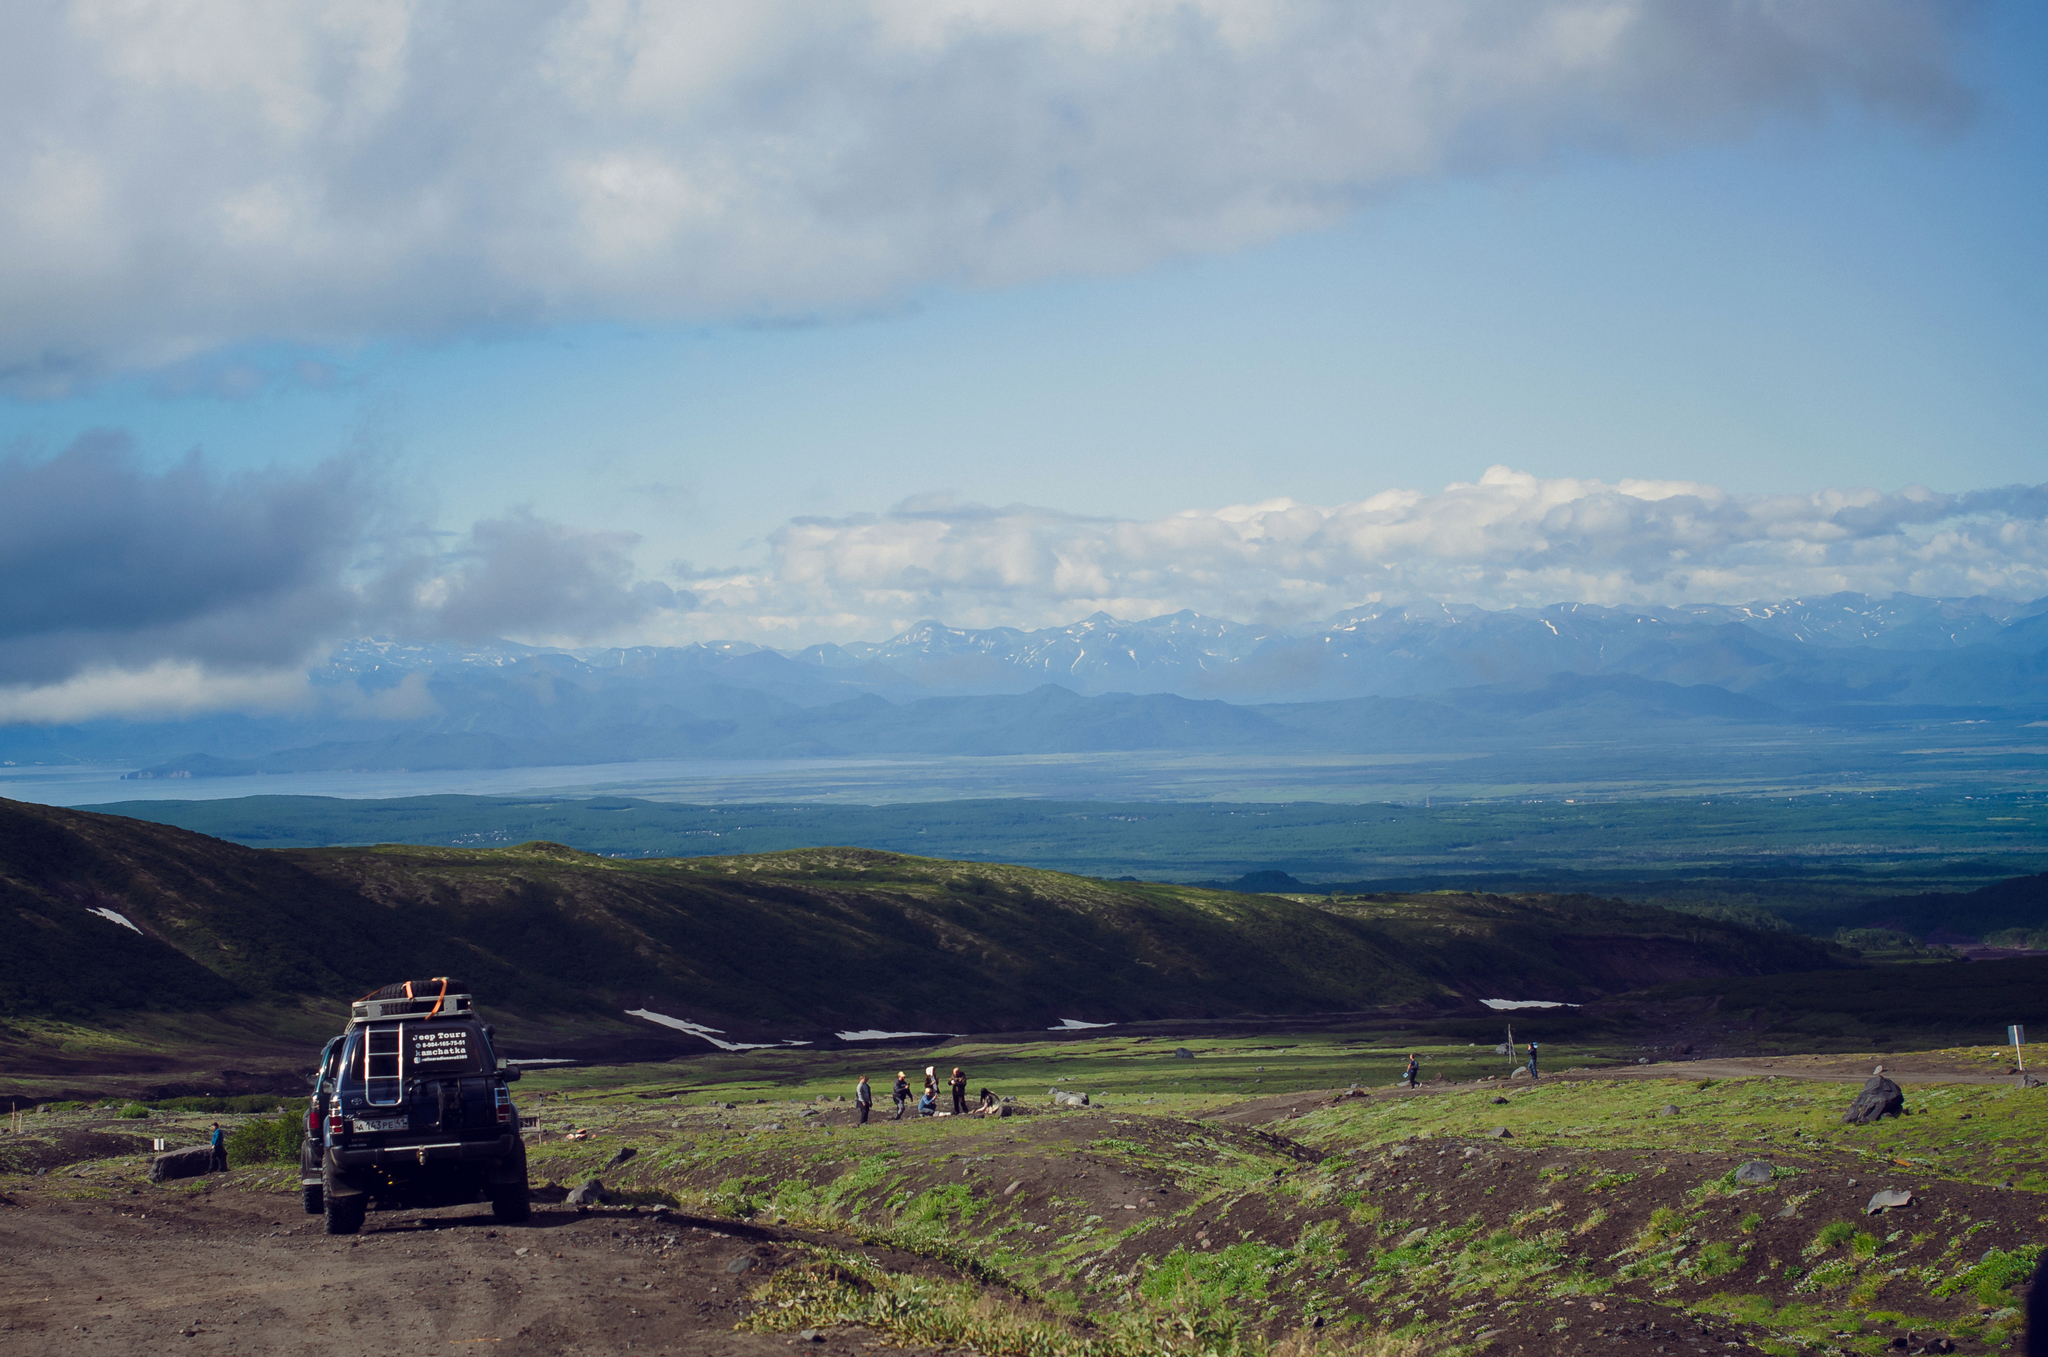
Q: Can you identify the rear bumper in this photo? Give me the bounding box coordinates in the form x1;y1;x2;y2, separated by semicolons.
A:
321;1132;521;1180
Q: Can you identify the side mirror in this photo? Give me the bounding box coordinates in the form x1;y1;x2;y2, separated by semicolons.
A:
500;1066;522;1082
308;1071;321;1087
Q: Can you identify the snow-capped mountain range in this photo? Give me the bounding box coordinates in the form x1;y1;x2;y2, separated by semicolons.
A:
7;592;2044;775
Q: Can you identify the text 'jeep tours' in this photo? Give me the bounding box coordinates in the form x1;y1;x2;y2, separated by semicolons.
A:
302;977;529;1235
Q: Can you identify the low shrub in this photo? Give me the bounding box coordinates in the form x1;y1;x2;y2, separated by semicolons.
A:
226;1115;302;1166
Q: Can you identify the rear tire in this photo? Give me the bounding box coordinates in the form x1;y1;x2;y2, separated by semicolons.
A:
490;1180;530;1223
302;1184;324;1215
323;1191;366;1235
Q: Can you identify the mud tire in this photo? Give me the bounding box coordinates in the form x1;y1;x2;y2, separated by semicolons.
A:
302;1184;324;1215
323;1191;366;1235
490;1180;531;1223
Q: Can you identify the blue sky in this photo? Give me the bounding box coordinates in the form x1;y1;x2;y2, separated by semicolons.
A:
2;0;2046;709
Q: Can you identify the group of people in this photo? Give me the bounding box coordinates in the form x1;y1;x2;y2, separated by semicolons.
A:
1400;1042;1538;1088
851;1066;999;1122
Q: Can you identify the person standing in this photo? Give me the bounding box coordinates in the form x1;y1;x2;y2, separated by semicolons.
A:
892;1071;911;1120
208;1121;227;1171
948;1067;967;1116
1402;1055;1419;1089
855;1075;873;1124
1526;1042;1540;1080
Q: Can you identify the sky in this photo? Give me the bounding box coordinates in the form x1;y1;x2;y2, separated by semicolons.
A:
2;0;2046;717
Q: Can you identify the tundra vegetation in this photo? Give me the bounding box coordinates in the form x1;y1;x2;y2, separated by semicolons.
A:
9;1038;2041;1355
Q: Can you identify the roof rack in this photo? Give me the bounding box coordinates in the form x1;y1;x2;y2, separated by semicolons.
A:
350;990;476;1024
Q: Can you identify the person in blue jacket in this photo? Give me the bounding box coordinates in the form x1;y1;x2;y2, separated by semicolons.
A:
208;1122;226;1171
1526;1042;1540;1080
917;1088;937;1117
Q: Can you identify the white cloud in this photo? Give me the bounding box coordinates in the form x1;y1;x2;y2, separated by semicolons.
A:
672;467;2048;640
1;1;1966;389
0;659;313;724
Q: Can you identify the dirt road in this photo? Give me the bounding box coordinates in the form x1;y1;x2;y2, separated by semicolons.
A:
0;1186;941;1356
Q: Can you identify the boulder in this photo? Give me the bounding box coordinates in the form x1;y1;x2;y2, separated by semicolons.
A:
149;1145;214;1183
1841;1075;1905;1125
1659;1105;1681;1117
1494;1043;1511;1055
1172;1048;1194;1060
566;1178;608;1205
1051;1091;1089;1108
603;1146;637;1170
1487;1127;1512;1139
1489;1097;1509;1105
1509;1067;1533;1081
1865;1189;1915;1215
1732;1161;1776;1186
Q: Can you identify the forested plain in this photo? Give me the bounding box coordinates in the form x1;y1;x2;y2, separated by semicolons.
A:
85;788;2048;931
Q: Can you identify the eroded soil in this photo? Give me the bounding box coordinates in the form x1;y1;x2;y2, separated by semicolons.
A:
0;1183;962;1356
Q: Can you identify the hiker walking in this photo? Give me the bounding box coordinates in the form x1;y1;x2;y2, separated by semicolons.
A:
1402;1055;1420;1089
1526;1042;1540;1080
892;1071;911;1120
208;1122;227;1171
949;1066;967;1115
855;1075;873;1124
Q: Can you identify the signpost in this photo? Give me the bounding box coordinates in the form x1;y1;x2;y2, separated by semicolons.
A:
2010;1024;2026;1073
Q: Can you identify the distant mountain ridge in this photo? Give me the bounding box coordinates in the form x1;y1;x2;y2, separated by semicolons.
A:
2;590;2044;775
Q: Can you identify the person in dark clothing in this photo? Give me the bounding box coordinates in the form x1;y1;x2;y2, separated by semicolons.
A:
892;1071;911;1120
949;1067;968;1115
1402;1055;1419;1089
855;1075;873;1124
1527;1042;1540;1079
208;1122;227;1171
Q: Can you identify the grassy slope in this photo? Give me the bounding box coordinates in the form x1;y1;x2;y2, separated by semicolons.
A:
2;798;1838;1041
510;1045;2048;1354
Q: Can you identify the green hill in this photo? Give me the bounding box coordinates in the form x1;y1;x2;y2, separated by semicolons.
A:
0;798;1842;1042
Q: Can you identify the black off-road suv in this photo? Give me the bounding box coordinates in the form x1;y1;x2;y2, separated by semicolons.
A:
301;977;530;1235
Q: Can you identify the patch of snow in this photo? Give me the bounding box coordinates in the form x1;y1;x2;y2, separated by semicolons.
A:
503;1058;576;1066
835;1030;951;1042
1481;999;1580;1010
625;1008;782;1051
86;907;143;935
1049;1018;1115;1030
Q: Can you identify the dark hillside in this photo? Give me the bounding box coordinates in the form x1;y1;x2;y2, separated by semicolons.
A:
1841;871;2048;940
1;798;1841;1040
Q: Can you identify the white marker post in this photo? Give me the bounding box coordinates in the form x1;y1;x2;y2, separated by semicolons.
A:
2010;1024;2026;1074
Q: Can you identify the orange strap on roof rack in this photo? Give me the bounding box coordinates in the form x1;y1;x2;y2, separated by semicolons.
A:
426;977;449;1018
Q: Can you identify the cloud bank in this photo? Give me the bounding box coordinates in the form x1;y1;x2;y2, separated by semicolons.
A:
680;468;2048;639
0;435;678;709
3;0;1966;390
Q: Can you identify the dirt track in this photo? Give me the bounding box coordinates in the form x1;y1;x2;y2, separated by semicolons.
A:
0;1187;947;1356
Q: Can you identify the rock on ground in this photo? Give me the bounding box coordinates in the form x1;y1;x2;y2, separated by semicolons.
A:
1842;1075;1905;1125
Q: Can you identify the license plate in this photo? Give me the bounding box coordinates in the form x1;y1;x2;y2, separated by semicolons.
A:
355;1117;408;1132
